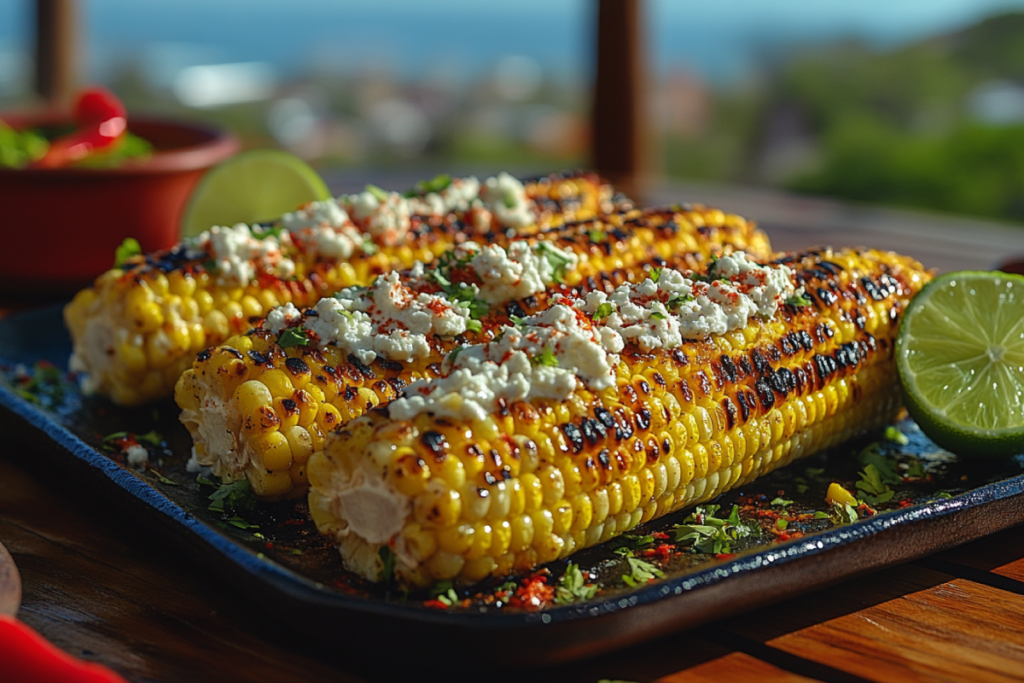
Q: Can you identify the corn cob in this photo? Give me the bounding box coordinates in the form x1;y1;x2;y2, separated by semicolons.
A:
304;248;930;587
64;171;626;406
174;206;772;500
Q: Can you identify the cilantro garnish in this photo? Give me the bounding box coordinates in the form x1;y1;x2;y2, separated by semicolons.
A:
649;311;667;321
856;463;895;505
509;315;528;329
813;511;831;519
207;478;257;514
857;443;903;486
620;555;665;587
226;516;258;530
361;238;379;256
147;471;180;486
534;347;559;367
13;362;66;408
114;237;142;267
588;229;607;243
786;294;812;307
465;319;482;334
253;225;284;241
365;184;389;202
775;518;789;530
429;580;461;607
649;267;662;283
536;242;574;283
447;346;464;364
277;327;309;349
832;501;860;525
885;425;910;445
770;497;794;507
379;546;396;587
555;563;598;604
673;504;758;554
666;294;694;309
413;173;452;195
594;303;615;321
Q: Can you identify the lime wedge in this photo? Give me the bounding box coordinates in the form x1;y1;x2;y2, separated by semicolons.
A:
180;149;331;238
896;270;1024;457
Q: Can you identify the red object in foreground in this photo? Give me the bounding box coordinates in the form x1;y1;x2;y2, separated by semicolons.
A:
0;615;127;683
0;114;238;295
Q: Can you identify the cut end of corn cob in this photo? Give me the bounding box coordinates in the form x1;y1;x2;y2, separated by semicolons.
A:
65;172;624;406
174;207;776;501
306;247;930;587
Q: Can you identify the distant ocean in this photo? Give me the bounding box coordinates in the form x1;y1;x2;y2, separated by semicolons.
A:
3;0;1024;85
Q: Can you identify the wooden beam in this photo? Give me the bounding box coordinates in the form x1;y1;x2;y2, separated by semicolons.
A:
592;0;648;202
34;0;78;107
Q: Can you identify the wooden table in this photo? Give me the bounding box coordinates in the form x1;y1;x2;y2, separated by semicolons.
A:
3;182;1024;682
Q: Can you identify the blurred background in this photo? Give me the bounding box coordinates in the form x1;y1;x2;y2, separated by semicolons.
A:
5;0;1024;224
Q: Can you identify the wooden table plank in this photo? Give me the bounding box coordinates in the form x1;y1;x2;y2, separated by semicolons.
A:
932;524;1024;584
768;580;1024;683
656;652;822;683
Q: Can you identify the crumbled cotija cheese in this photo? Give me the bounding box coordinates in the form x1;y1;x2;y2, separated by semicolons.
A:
193;223;296;285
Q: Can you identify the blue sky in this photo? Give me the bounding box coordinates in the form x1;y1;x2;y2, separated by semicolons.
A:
2;0;1024;84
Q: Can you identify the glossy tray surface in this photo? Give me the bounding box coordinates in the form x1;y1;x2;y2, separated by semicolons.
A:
2;305;1022;664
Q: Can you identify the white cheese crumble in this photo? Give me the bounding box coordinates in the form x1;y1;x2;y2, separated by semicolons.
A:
265;271;471;365
389;304;618;422
192;223;296;285
577;253;798;351
125;444;149;466
481;172;535;228
468;241;575;305
343;190;411;247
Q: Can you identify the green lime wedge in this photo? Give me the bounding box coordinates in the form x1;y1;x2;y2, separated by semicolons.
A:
180;149;331;239
896;270;1024;457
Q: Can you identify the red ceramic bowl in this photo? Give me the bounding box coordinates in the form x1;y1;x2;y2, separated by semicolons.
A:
0;114;239;296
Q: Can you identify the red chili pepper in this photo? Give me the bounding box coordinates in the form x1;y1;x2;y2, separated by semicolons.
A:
32;87;128;169
0;615;127;683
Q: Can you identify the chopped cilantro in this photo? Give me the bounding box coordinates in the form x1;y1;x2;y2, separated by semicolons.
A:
536;242;574;283
594;303;615;321
428;269;452;287
361;238;379;256
136;430;163;447
465;319;483;334
253;225;284;241
114;237;142;267
786;294;812;307
857;443;903;485
277;327;309;349
208;478;257;514
379;546;396;587
196;475;219;487
447;346;464;364
226;516;258;530
932;491;954;500
674;504;758;554
365;184;389;202
13;362;66;408
509;315;528;328
555;563;598;604
905;460;926;479
620;556;665;587
290;548;304;556
534;347;559;367
413;173;452;195
649;267;662;283
666;294;694;309
885;425;910;445
649;311;667;321
429;581;460;607
147;471;180;486
804;467;826;478
589;229;607;243
770;497;794;507
832;501;860;525
813;511;831;519
775;518;789;530
856;463;896;505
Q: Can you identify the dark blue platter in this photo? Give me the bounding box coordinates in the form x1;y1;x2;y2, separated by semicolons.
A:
1;305;1022;666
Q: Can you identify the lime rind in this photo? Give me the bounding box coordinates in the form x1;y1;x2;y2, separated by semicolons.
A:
897;270;1024;457
181;149;331;239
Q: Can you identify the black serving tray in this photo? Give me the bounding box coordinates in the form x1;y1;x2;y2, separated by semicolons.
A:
1;305;1023;666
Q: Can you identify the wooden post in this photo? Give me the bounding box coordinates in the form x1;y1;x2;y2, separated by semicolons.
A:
592;0;648;203
34;0;78;108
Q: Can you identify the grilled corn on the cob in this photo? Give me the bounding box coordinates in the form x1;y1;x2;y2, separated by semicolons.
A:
65;171;625;406
305;248;929;586
174;206;772;500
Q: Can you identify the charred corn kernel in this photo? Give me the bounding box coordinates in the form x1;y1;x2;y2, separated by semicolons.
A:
282;426;314;464
260;369;294;399
249;468;293;498
234;380;273;414
252;432;292;471
304;247;927;586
